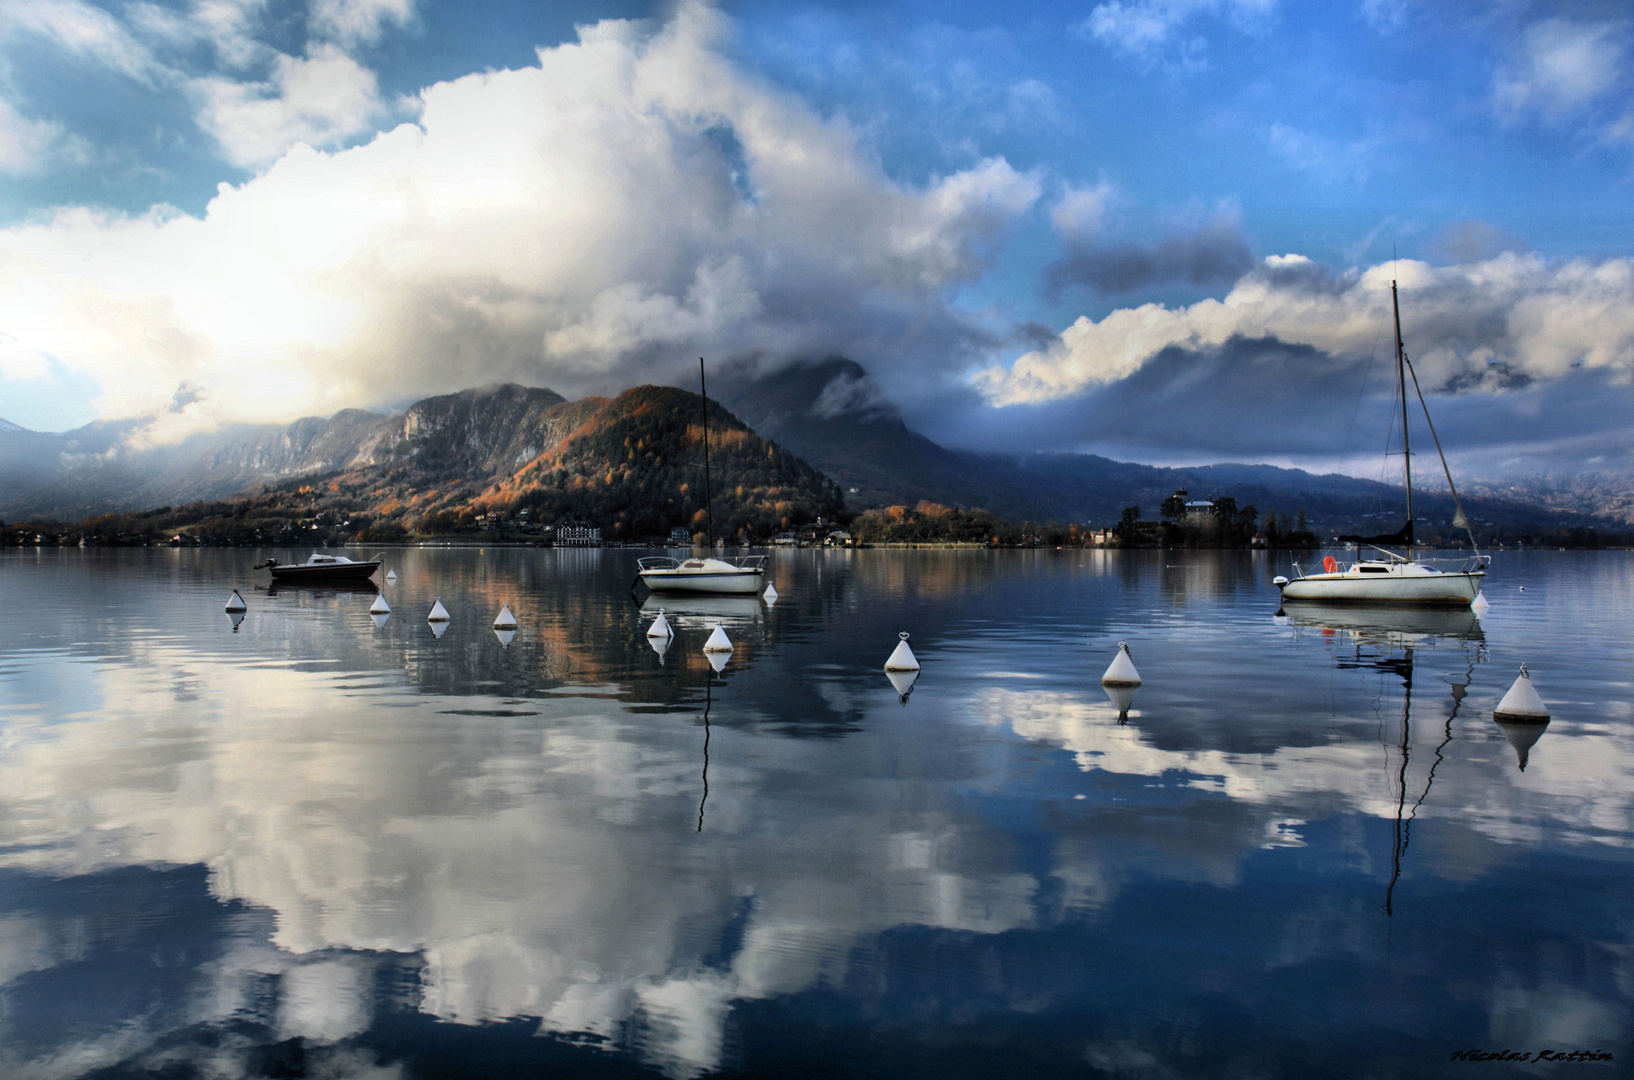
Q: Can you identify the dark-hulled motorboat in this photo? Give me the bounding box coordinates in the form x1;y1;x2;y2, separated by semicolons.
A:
258;553;383;583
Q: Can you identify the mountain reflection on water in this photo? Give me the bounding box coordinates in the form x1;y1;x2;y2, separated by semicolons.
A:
0;547;1630;1078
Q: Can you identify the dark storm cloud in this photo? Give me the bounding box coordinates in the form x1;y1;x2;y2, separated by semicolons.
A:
1044;220;1254;298
905;335;1634;476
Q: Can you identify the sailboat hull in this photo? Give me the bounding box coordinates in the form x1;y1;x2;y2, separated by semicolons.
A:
1280;569;1483;605
637;555;767;595
640;569;765;594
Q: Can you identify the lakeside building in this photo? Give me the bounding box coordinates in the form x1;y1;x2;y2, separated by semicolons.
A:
556;522;602;547
1183;500;1217;529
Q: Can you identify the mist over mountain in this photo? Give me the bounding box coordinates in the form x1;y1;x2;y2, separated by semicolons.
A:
714;359;1617;535
0;364;1622;539
0;386;573;521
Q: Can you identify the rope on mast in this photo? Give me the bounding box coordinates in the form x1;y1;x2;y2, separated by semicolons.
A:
1392;281;1413;550
1401;352;1481;556
699;358;714;545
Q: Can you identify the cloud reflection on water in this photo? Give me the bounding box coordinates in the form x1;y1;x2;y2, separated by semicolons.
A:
0;548;1629;1077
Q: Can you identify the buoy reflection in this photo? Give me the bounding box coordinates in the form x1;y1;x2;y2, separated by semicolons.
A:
1102;682;1137;723
885;667;919;705
1495;718;1550;771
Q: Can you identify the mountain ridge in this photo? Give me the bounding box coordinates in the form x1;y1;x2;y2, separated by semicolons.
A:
713;358;1595;535
35;384;844;544
1;364;1625;537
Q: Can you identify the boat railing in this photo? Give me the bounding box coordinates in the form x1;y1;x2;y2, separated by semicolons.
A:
1417;554;1491;574
638;557;681;571
1293;551;1489;578
734;555;768;571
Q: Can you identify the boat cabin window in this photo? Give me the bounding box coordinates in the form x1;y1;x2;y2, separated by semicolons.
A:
1358;565;1389;573
682;560;704;569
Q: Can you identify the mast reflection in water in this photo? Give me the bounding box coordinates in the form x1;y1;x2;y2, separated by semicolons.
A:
0;547;1628;1078
1283;603;1487;918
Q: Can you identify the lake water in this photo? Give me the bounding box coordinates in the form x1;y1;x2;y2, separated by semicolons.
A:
1;547;1630;1078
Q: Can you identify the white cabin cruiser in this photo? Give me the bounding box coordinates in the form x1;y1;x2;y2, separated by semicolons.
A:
1275;281;1488;607
637;555;767;594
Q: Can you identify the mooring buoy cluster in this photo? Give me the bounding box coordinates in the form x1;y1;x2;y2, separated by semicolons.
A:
637;610;738;670
223;571;1546;745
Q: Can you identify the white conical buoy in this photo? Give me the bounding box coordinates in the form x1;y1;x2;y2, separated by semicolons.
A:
370;593;390;615
493;627;515;648
884;632;920;672
885;667;919;704
429;619;448;639
764;582;778;602
225;590;246;613
1494;664;1549;721
493;603;517;630
647;609;673;638
703;623;733;653
427;598;450;623
1472;592;1489;613
370;612;390;629
1101;641;1141;687
385;570;397;583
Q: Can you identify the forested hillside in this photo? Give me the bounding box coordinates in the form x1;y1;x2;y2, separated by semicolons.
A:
45;385;844;545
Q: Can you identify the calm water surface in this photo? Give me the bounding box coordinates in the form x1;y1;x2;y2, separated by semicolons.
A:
1;547;1630;1078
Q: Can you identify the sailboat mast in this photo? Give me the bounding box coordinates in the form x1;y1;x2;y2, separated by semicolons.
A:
699;358;714;545
1392;281;1413;550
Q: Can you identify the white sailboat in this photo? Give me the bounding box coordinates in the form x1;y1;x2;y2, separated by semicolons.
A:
1276;282;1489;607
638;359;767;595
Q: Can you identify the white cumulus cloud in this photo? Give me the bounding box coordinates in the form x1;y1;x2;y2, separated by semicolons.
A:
978;252;1634;406
191;42;389;168
1494;18;1625;120
0;0;159;83
309;0;417;49
1050;180;1114;240
1079;0;1276;62
0;3;1039;438
0;94;86;174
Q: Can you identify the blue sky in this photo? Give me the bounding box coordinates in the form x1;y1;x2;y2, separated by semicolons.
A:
1;0;1632;476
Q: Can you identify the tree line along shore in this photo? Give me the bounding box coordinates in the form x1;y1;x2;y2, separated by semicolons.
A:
6;486;1625;550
